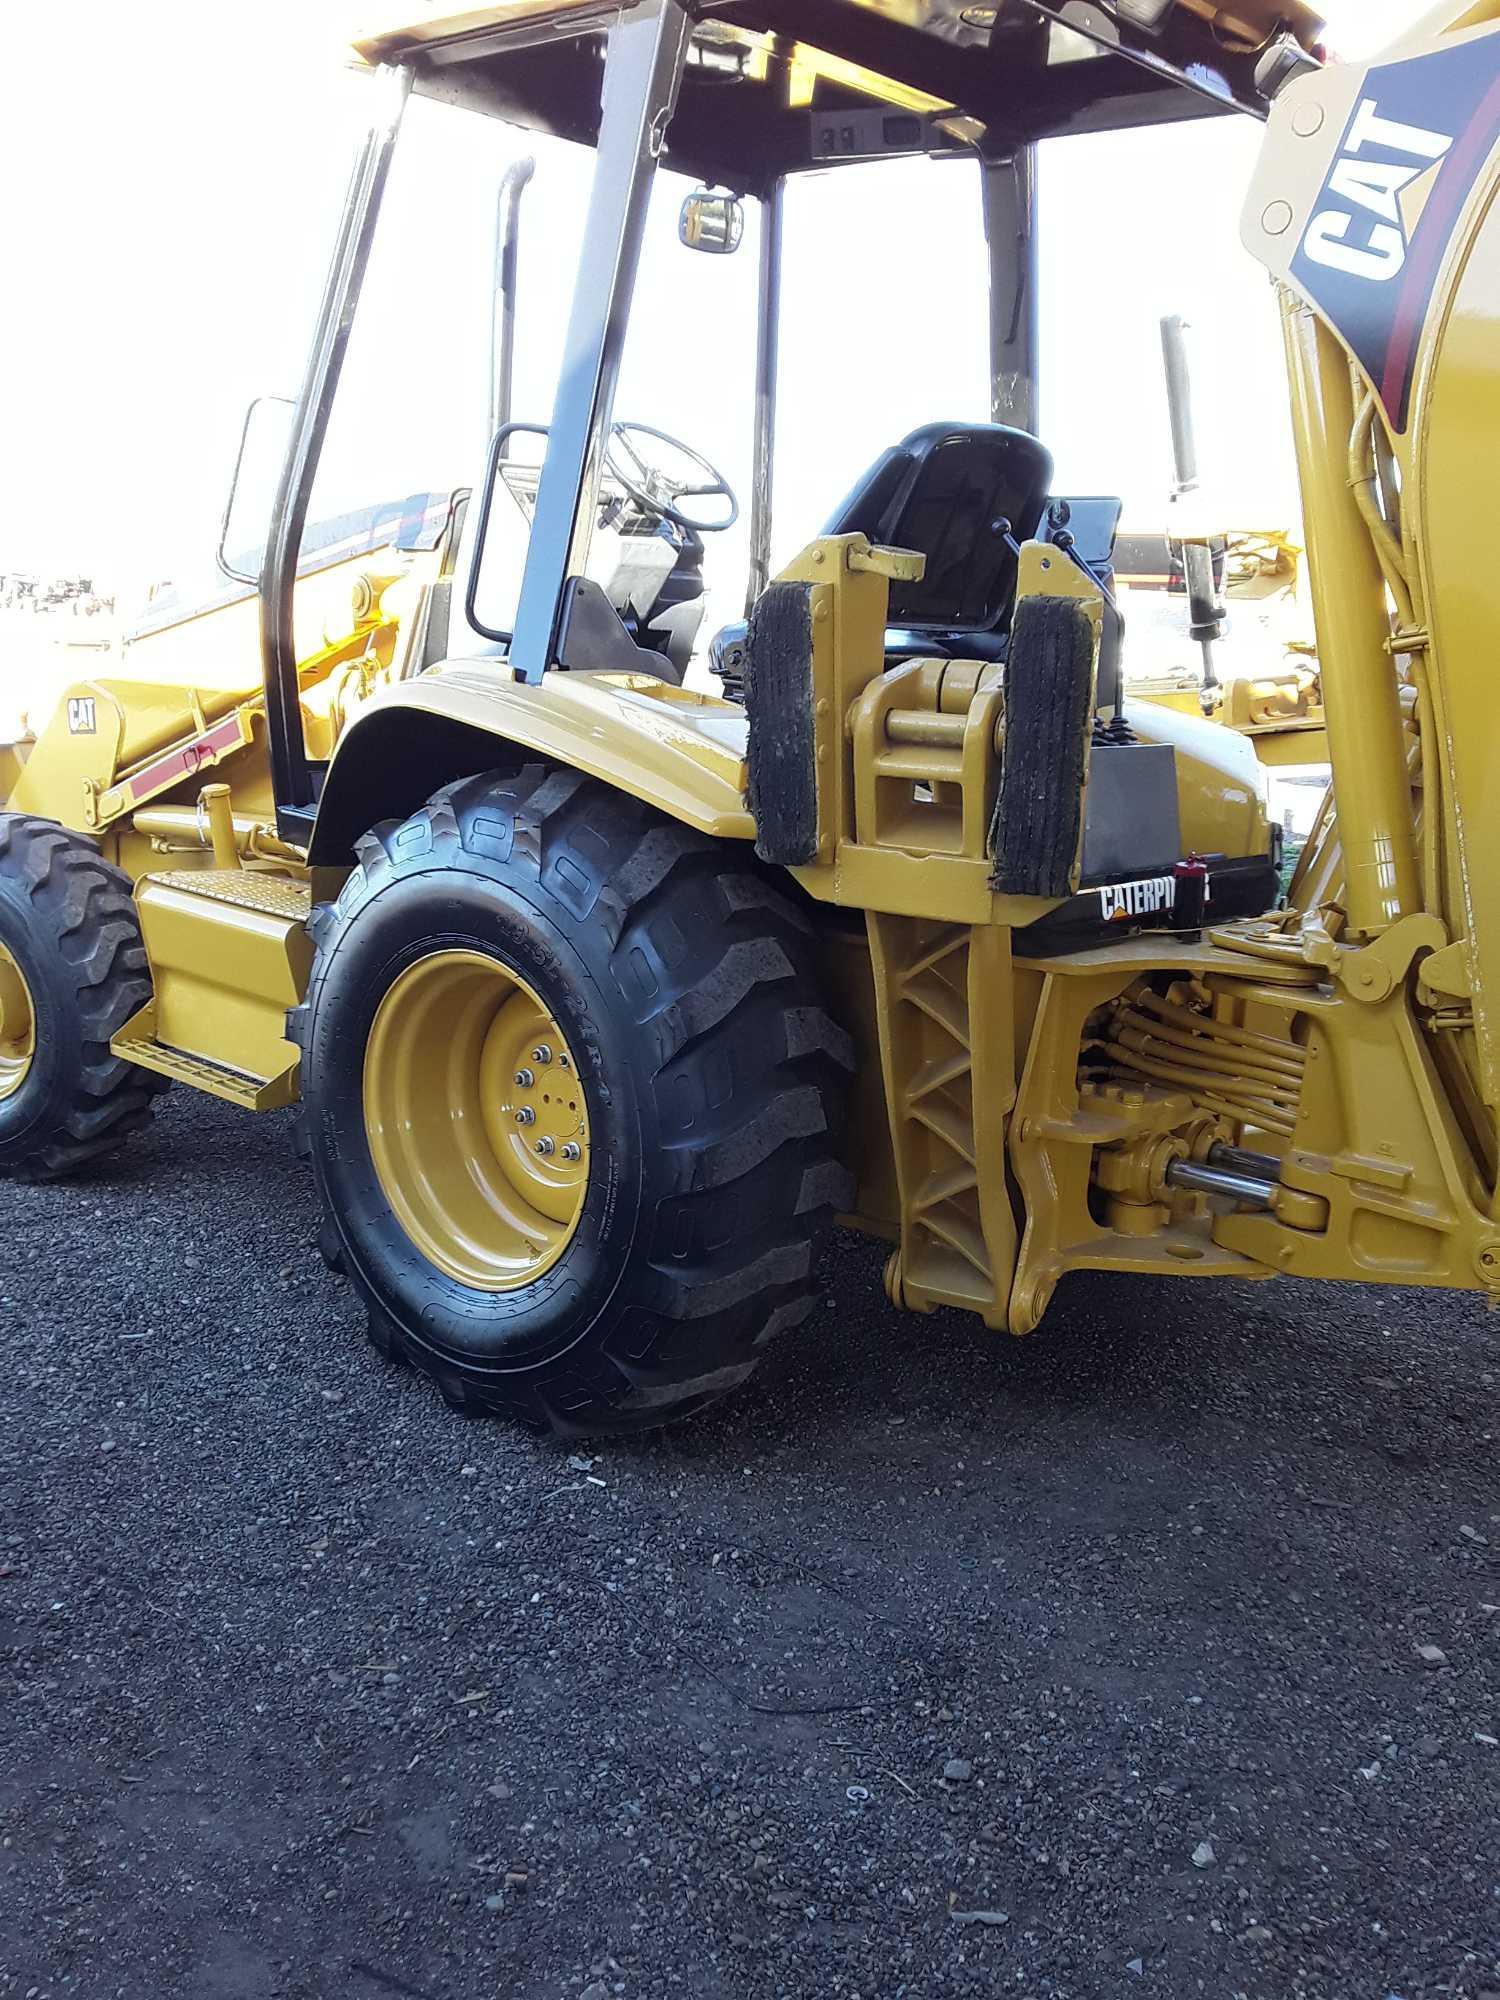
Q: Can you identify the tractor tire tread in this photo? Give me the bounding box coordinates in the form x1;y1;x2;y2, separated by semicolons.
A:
0;814;167;1181
294;764;853;1436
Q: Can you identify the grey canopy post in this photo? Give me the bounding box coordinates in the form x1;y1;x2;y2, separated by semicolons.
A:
504;0;693;685
746;175;785;613
981;149;1039;435
260;62;412;840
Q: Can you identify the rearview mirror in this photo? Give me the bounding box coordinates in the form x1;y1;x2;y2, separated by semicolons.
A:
216;395;296;586
679;187;744;256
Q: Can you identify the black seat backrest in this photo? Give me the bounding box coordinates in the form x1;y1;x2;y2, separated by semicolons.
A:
822;422;1054;635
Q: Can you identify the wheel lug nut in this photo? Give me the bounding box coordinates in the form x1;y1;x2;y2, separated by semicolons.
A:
556;1053;570;1070
532;1044;553;1065
561;1142;582;1163
515;1107;536;1127
514;1067;534;1089
534;1137;556;1158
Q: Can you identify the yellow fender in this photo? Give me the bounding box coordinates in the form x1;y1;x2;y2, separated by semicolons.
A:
308;665;754;864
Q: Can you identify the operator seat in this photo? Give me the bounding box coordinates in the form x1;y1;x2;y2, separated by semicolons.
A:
823;421;1053;657
713;423;1055;694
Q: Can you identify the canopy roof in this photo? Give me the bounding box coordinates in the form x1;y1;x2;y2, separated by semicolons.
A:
353;0;1327;193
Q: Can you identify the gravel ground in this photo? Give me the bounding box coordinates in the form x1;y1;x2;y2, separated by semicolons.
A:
2;1087;1498;2000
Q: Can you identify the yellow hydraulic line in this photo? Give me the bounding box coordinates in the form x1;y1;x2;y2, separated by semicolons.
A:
1131;1015;1307;1084
133;805;306;866
1348;391;1416;634
1112;1017;1303;1093
1104;1033;1301;1108
1128;996;1304;1072
1104;1047;1297;1136
1138;992;1308;1064
1281;294;1421;936
1410;664;1443;921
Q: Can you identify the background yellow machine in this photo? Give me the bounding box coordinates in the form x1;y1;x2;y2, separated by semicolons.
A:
2;0;1495;1437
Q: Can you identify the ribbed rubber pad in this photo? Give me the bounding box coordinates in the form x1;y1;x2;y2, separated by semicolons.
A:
990;595;1097;898
745;582;818;868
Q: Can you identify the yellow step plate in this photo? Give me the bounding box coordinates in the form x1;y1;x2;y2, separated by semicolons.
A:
150;869;311;920
110;866;312;1112
111;1025;300;1111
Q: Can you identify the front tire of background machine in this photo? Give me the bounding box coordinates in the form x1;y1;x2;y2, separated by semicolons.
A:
291;766;856;1438
0;814;168;1180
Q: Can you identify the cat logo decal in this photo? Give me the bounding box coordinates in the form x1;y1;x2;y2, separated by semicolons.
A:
1302;98;1454;283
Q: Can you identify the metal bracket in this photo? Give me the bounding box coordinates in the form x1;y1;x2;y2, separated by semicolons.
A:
1305;912;1449;1005
847;544;926;583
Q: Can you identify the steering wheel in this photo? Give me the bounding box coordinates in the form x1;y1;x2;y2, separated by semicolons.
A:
605;421;740;535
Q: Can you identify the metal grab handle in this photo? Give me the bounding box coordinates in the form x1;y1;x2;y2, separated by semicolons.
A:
464;422;553;647
216;395;295;587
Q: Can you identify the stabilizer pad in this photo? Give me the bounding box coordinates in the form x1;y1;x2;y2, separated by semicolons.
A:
990;595;1096;898
745;582;819;867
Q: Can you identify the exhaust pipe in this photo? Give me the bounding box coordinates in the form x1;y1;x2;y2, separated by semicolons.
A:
491;157;536;444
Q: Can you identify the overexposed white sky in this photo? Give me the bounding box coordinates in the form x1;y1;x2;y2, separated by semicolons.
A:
0;0;1413;617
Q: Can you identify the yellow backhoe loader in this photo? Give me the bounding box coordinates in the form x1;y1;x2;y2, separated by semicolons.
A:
3;0;1495;1438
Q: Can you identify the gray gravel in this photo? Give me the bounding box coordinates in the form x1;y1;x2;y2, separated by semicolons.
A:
2;1086;1498;2000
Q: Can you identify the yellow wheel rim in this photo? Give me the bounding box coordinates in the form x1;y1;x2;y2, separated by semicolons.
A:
0;941;35;1105
363;950;589;1292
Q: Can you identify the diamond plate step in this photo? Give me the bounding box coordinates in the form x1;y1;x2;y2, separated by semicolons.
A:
111;1028;300;1111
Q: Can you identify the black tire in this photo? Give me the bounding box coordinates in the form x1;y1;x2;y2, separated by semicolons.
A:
290;765;855;1437
0;814;168;1179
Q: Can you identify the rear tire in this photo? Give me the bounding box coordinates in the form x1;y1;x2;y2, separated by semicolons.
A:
291;766;855;1437
0;814;167;1180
